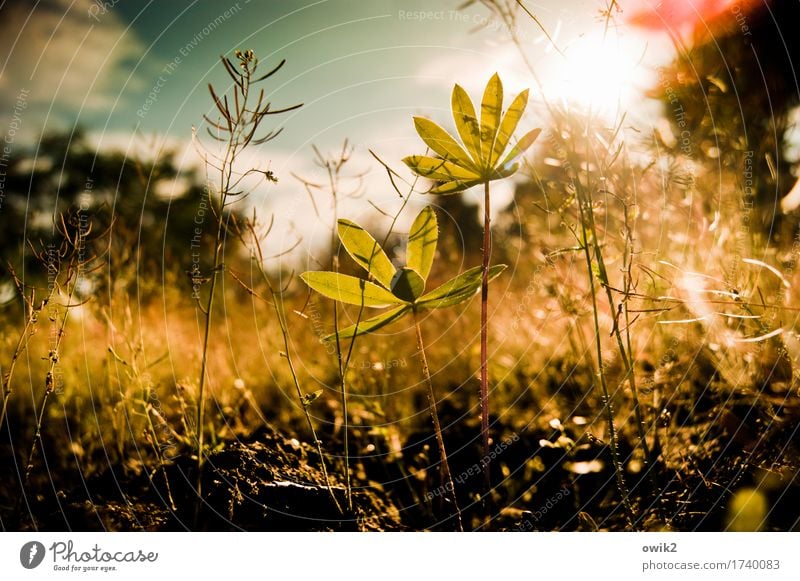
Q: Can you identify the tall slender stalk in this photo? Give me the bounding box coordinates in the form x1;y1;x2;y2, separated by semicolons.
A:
574;169;636;529
331;302;352;511
578;204;634;526
297;148;416;512
195;210;223;477
297;143;359;511
195;65;244;482
16;215;91;523
193;50;301;506
403;76;540;489
578;118;651;524
413;312;463;531
274;283;342;512
327;151;352;512
619;201;653;475
480;181;492;490
0;269;46;432
231;217;342;513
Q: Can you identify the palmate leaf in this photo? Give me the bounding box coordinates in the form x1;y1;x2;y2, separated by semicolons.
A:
412;117;477;172
401;153;481;194
486;162;519;182
406;206;438;280
417;264;507;309
452;84;483;166
304;204;508;343
479;73;503;164
500;127;542;170
325;304;412;342
402;155;480;183
337;219;396;288
427;178;484;195
300;271;407;308
491;89;529;166
390;267;425;302
408;75;540;195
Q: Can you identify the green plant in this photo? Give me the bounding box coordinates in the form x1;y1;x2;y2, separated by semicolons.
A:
402;73;540;485
229;213;342;513
293;141;370;511
194;49;301;492
15;212;97;524
302;206;506;529
0;265;52;433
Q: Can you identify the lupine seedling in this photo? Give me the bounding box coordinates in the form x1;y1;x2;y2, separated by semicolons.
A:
403;73;540;485
301;206;505;530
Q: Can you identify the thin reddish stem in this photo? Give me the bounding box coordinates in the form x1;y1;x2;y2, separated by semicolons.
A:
480;180;491;491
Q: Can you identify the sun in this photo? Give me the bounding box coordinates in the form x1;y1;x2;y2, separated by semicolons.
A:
547;29;655;117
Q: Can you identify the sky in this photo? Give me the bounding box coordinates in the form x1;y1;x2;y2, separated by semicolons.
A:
0;0;673;256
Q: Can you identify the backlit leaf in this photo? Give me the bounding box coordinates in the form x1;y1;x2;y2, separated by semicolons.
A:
390;267;425;302
413;117;477;172
452;84;483;166
417;264;506;309
300;271;407;308
428;177;484;195
406;206;438;280
337;219;395;288
480;73;503;164
491;89;529;166
325;304;412;342
487;162;520;181
500;127;542;169
403;155;480;183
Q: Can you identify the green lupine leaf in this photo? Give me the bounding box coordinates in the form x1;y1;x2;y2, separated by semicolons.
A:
487;162;520;181
417;264;506;309
427;178;484;195
452;84;483;166
480;73;503;165
300;271;407;308
406;206;438;280
325;304;412;342
390;267;425;302
403;155;480;183
413;117;477;172
491;89;529;166
423;165;515;196
337;219;396;288
500;127;542;169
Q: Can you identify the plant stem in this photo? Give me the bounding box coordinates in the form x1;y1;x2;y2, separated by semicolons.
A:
576;194;636;529
196;62;246;500
480;180;491;490
620;203;654;476
413;312;463;531
583;168;654;512
332;303;354;511
233;221;343;513
270;281;343;514
0;293;39;431
331;225;353;511
20;382;53;504
17;282;73;524
195;206;226;497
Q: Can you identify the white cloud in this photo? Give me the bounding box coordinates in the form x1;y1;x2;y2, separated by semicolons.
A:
0;0;147;132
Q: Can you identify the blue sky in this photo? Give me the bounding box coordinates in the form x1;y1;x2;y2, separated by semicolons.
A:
0;0;668;256
1;0;665;147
